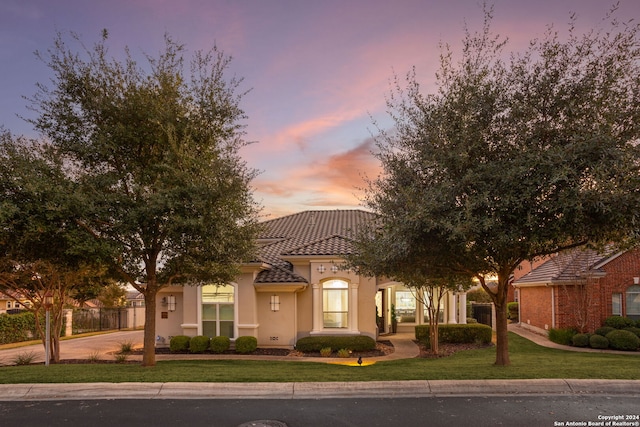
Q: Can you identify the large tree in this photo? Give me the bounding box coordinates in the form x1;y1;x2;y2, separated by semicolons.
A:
27;31;261;366
364;7;640;366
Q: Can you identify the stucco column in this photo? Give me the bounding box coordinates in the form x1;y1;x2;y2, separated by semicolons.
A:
458;292;467;324
349;282;359;332
311;283;322;333
447;292;457;324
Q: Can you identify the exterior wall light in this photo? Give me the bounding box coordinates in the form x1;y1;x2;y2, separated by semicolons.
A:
270;295;280;311
167;295;176;312
634;277;639;285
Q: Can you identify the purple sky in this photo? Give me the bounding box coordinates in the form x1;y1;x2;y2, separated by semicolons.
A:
1;1;638;218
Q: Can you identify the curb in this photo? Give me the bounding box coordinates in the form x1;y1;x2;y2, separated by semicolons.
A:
0;379;637;401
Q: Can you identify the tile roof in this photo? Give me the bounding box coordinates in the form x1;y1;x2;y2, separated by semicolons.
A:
253;210;375;284
513;247;618;285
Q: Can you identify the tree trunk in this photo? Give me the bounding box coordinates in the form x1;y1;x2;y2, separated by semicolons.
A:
142;290;157;367
493;300;510;366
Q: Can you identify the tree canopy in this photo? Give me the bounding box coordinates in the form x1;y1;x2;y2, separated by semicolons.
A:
360;6;640;365
25;31;261;366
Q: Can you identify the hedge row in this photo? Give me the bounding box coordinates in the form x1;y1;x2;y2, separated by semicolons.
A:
556;316;640;351
295;335;376;352
0;312;38;344
415;323;492;345
168;335;255;354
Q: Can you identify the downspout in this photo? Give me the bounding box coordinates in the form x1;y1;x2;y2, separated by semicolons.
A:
549;283;556;329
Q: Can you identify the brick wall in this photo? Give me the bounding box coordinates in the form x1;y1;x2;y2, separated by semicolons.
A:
519;285;553;331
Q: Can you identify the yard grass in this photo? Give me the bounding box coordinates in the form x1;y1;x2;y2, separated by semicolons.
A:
0;333;638;384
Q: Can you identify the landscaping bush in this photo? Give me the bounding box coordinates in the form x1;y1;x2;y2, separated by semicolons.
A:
337;348;351;358
320;347;332;357
604;315;634;329
623;327;640;338
589;334;609;349
235;336;258;354
507;302;519;321
594;326;615;337
210;336;231;353
415;324;492;345
0;312;37;344
169;335;191;352
571;333;590;347
466;318;478;324
548;328;576;345
295;335;376;352
605;329;640;351
189;335;210;353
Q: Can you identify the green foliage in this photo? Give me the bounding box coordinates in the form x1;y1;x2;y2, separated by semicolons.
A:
295;336;376;353
319;347;332;357
604;316;634;329
589;334;609;349
0;312;37;344
169;335;191;353
507;302;519;320
352;5;640;367
623;327;640;338
23;31;262;365
234;336;257;354
548;328;576;346
571;333;591;348
605;330;640;351
466;289;492;303
189;336;210;354
337;349;351;358
415;324;492;345
10;351;37;366
595;326;616;337
118;341;133;354
210;336;231;354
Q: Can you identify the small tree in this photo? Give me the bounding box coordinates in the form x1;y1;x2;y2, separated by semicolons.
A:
27;31;261;366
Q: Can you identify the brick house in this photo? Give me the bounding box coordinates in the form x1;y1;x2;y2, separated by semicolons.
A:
512;247;640;334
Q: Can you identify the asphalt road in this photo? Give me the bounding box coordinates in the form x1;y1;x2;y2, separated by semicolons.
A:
0;395;638;427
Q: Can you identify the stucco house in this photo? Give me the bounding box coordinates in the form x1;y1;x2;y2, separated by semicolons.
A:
512;247;640;334
154;209;469;348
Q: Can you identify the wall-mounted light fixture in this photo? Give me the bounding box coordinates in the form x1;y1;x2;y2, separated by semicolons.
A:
167;295;176;312
270;295;280;311
634;277;639;285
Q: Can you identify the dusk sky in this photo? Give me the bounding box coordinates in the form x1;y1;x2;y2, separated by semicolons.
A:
2;1;639;219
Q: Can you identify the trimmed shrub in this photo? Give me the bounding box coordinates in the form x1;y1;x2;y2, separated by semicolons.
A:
189;335;210;353
636;319;640;328
604;315;634;329
210;336;231;354
235;336;258;354
466;318;478;324
605;329;640;351
571;333;590;347
169;335;191;352
320;347;332;357
594;326;615;337
337;348;351;358
623;327;640;338
589;334;609;349
507;302;519;320
548;328;576;346
415;324;492;345
295;335;376;352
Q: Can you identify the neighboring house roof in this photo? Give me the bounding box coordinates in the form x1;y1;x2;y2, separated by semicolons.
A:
254;210;375;284
513;247;619;286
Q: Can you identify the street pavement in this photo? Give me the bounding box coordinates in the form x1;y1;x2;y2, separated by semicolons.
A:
0;325;638;401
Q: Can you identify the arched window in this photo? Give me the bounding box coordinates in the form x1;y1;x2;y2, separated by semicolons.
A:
627;285;640;319
202;284;235;338
323;279;348;328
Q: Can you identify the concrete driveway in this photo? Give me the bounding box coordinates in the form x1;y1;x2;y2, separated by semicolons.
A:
0;330;144;365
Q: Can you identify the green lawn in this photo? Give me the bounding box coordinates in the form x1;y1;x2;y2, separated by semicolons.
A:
0;333;638;384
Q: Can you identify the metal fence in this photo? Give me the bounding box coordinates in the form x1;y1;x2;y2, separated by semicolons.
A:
72;308;129;334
